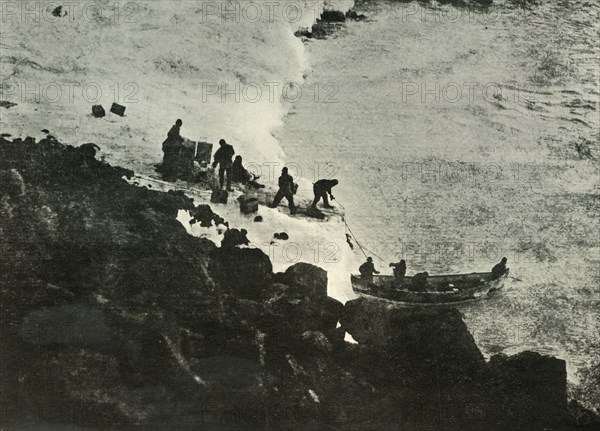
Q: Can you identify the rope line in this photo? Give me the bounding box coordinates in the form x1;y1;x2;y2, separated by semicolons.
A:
334;197;388;265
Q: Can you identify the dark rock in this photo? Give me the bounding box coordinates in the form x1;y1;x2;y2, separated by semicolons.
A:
274;231;289;240
78;143;100;159
221;228;249;249
210;187;228;204
41;129;49;133
321;10;346;22
264;292;342;335
568;400;600;428
261;264;342;336
341;297;484;370
487;351;569;428
346;10;367;21
0;134;582;430
0;169;26;197
238;195;259;214
210;247;273;299
301;331;332;353
52;5;66;17
189;204;224;227
284;262;328;299
253;215;263;222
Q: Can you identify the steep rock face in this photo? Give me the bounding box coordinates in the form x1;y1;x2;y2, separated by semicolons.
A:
283;262;328;299
339;297;488;429
263;264;343;336
341;297;484;367
0;136;589;430
486;352;569;429
209;247;273;299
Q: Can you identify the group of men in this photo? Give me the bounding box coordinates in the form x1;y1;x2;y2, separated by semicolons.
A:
163;120;512;287
268;167;339;215
162;120;340;213
359;256;509;291
162;120;262;190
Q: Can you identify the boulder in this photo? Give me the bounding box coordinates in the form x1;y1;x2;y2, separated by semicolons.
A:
341;297;484;368
283;263;328;299
210;188;228;204
263;289;343;335
0;169;26;197
261;264;342;335
321;10;346;22
487;351;569;428
78;143;100;159
221;228;249;249
210;247;273;299
274;232;289;240
238;195;259;214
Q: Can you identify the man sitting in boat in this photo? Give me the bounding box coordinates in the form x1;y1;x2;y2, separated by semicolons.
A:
389;260;406;284
410;271;429;292
491;257;509;280
359;257;380;282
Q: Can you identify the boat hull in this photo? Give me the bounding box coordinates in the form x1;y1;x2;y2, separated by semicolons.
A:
351;272;506;305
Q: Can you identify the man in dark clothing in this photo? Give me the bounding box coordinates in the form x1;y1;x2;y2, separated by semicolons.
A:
161;119;184;180
410;271;429;291
167;119;183;143
359;257;379;282
311;179;339;210
389;259;406;283
491;257;509;280
231;155;264;189
270;167;296;214
213;139;235;191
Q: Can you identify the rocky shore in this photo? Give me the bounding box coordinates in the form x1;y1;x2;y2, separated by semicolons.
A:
1;136;597;430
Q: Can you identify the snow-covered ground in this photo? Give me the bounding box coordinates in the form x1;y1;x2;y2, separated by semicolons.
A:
2;0;598;405
1;0;359;300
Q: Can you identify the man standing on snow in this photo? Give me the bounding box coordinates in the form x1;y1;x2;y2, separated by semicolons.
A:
270;167;296;215
212;139;235;191
161;119;184;180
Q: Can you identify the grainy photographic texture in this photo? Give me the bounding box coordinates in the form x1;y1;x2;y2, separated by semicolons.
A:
1;1;598;430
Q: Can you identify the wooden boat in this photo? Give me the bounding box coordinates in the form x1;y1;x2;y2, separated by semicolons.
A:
351;271;507;305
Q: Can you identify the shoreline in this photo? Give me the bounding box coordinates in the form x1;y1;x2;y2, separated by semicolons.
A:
1;0;598;426
277;2;597;412
2;134;597;429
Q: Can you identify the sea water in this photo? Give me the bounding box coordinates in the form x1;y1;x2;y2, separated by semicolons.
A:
1;0;598;408
276;0;599;405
